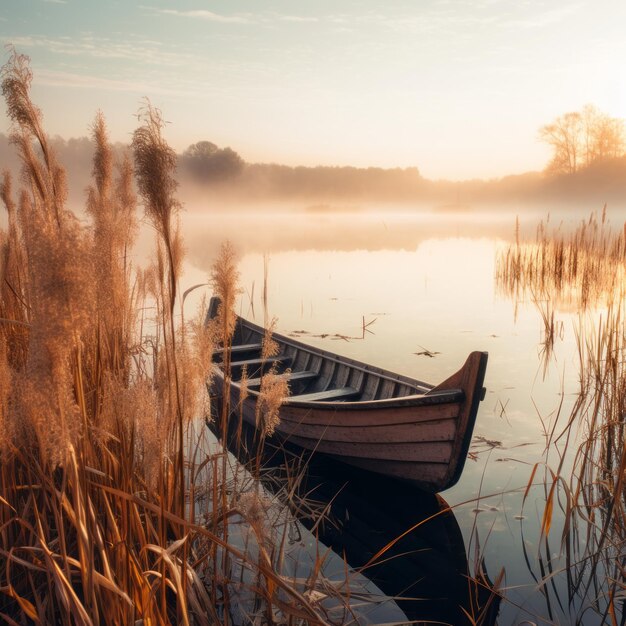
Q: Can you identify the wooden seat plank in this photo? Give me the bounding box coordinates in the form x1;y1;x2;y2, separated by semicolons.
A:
246;370;318;388
214;343;262;358
289;386;360;402
229;355;292;369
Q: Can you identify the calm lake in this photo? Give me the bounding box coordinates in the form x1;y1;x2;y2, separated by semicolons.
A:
179;206;622;625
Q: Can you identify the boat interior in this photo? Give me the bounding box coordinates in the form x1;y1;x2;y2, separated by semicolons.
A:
212;318;434;404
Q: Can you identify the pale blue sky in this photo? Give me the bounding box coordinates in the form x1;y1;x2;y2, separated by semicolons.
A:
1;0;626;178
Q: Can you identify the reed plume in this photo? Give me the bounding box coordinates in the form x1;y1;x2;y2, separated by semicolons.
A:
132;101;188;524
208;240;241;469
87;112;138;324
0;170;29;372
2;48;66;225
258;316;287;435
261;316;280;362
210;240;240;346
2;48;94;464
132;102;181;314
255;369;288;436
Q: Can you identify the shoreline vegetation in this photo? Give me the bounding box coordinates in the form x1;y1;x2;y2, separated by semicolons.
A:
0;49;390;625
496;210;626;623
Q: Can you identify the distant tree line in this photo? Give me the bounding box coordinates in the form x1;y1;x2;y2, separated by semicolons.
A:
177;141;427;201
240;163;425;200
4;108;626;212
179;105;626;205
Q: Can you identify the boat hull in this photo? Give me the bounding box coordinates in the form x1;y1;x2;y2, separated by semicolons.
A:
207;297;487;491
208;319;487;490
216;359;483;490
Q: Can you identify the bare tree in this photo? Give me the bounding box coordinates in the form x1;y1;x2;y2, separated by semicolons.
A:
540;105;625;175
585;105;625;161
540;111;584;174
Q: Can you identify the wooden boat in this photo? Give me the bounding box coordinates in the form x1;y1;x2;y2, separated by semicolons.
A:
207;297;488;492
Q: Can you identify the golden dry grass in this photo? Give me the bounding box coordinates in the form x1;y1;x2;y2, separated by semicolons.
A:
0;49;336;625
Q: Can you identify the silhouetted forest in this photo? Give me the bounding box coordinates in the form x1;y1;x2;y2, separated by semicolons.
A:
3;131;626;211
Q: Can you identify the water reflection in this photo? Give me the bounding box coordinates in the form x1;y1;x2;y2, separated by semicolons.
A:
185;208;625;624
212;418;501;625
496;210;626;625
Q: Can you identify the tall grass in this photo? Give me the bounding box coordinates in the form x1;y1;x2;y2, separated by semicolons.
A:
0;49;334;624
497;209;626;623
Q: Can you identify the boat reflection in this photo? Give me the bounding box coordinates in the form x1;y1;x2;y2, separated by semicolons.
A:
213;419;501;625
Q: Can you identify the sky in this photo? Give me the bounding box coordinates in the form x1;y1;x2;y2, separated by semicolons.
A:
1;0;626;179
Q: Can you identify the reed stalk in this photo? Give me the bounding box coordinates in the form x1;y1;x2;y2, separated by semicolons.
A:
498;209;626;623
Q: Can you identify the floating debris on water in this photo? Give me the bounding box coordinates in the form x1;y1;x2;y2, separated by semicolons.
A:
414;345;441;358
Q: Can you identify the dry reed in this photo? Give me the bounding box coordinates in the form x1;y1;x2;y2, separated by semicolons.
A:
255;370;289;437
498;209;626;623
0;50;333;625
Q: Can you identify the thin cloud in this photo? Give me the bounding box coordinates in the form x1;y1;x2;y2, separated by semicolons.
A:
146;7;254;24
144;6;325;25
42;0;67;4
7;35;194;67
37;69;191;97
6;33;274;92
278;15;319;23
504;5;582;29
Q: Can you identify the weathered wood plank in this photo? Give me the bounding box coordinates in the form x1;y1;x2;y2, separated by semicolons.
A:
276;417;457;444
289;386;360;402
230;355;291;367
214;343;262;358
246;369;318;389
284;435;454;463
279;400;461;427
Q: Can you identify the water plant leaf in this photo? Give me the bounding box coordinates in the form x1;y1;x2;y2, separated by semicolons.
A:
522;462;540;508
541;481;556;538
6;586;40;622
182;282;207;304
